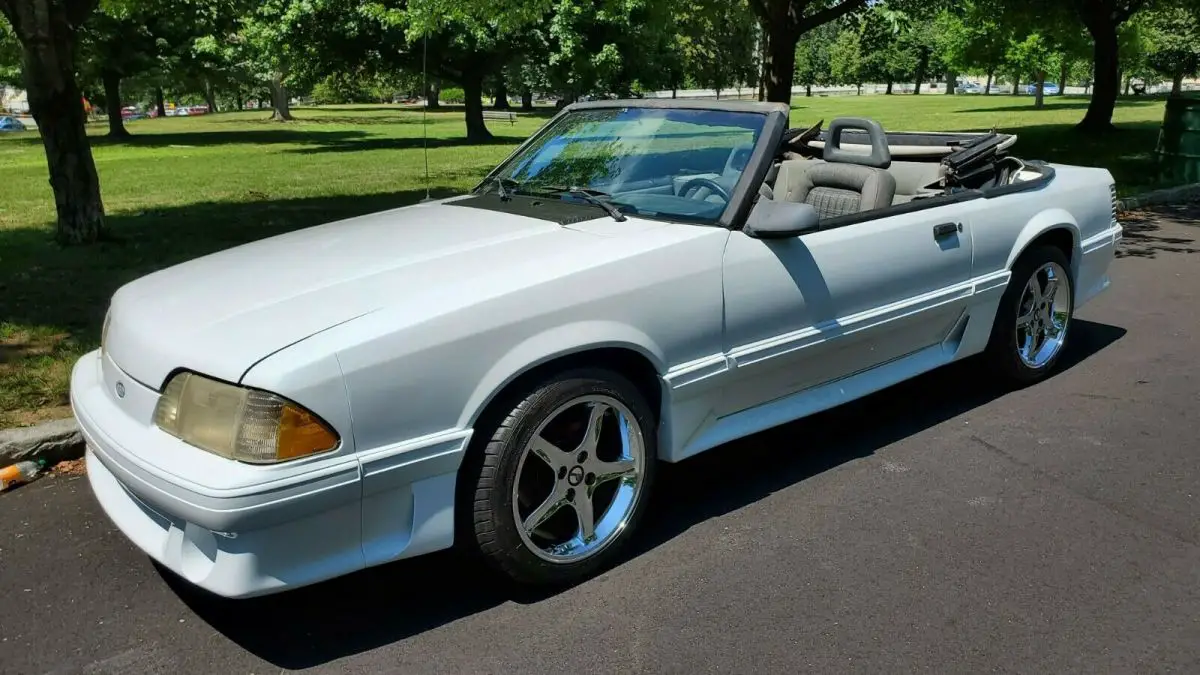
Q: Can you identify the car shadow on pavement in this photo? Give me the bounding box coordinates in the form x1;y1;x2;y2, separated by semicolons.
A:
170;319;1126;669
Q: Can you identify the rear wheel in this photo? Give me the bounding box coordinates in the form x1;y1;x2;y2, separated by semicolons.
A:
985;245;1074;385
463;369;656;585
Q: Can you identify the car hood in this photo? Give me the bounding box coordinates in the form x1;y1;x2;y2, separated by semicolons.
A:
103;197;634;388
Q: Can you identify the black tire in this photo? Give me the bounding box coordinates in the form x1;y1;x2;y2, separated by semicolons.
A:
461;368;657;586
984;245;1075;386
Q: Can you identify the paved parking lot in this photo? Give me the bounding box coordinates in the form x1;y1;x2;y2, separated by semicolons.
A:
2;207;1198;674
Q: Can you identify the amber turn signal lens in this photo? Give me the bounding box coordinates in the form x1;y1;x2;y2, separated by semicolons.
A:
277;403;339;460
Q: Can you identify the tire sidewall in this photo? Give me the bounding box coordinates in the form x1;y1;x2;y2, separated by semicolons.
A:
990;245;1075;384
475;369;657;584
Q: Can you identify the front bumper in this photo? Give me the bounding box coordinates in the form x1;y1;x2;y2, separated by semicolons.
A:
71;350;468;599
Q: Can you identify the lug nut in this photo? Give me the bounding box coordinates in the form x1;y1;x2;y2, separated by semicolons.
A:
558;466;567;480
577;451;588;463
585;473;596;485
566;487;575;500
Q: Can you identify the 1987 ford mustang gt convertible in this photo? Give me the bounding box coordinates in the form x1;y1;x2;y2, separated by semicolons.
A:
72;100;1122;598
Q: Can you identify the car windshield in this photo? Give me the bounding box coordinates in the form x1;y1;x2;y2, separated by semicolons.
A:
485;106;766;224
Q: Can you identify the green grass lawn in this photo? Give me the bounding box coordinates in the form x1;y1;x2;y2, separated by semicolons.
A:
0;95;1174;426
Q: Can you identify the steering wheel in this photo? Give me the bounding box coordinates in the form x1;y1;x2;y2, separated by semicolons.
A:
678;177;733;204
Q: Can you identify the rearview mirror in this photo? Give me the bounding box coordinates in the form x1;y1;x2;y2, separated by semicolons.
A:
743;200;820;239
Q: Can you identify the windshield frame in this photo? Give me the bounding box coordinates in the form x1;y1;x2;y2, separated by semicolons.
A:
473;99;789;230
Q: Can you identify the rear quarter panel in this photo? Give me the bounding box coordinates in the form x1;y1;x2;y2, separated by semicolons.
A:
970;165;1116;283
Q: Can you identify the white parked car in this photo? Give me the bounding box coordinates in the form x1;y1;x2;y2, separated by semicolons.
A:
72;100;1122;598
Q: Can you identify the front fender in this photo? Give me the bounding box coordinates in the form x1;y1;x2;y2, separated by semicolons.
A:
457;321;667;429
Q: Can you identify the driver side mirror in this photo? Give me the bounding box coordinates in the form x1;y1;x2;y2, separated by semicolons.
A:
743;199;820;239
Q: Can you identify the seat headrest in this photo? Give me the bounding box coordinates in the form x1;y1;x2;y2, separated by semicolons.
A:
824;117;891;170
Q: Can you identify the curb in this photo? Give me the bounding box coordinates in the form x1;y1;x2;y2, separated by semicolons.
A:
0;417;84;467
1117;182;1200;213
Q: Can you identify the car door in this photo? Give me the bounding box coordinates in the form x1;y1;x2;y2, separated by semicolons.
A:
718;200;976;417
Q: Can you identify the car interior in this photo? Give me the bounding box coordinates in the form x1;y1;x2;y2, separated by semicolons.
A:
681;116;1048;227
758;117;1051;219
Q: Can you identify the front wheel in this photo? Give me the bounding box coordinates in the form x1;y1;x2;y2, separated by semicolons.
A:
984;245;1075;386
463;369;656;586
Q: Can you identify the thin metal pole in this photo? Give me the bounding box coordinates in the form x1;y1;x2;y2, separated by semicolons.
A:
420;27;433;203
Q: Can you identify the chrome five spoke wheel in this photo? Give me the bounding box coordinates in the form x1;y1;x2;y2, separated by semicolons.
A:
1015;260;1072;369
512;395;646;564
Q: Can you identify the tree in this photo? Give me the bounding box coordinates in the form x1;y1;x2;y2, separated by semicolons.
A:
1141;5;1200;96
793;21;837;96
680;0;758;98
828;21;864;91
958;2;1013;94
1006;32;1055;107
77;2;159;137
1071;0;1154;131
0;16;19;88
748;0;869;102
857;4;919;94
0;0;106;244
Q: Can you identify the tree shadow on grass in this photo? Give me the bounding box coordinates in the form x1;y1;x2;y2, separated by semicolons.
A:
166;320;1126;670
994;120;1164;194
964;96;1167;114
0;188;461;354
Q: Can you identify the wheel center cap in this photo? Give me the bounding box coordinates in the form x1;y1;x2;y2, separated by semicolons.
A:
567;465;585;486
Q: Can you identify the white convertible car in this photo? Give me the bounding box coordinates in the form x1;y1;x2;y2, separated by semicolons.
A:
72;100;1122;598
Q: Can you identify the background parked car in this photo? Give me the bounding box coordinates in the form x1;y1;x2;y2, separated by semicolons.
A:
0;115;27;132
1025;82;1060;95
955;81;984;94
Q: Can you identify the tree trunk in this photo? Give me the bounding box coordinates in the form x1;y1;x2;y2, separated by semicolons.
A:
203;80;218;114
236;93;244;111
1123;73;1130;95
426;80;440;109
1011;76;1020;95
885;79;893;95
1172;73;1184;97
985;70;994;95
1058;57;1070;95
155;86;166;117
945;70;956;95
804;84;811;97
462;69;492;142
913;49;929;95
1034;70;1046;109
102;70;128;138
492;77;509;110
521;89;533;111
763;26;798;103
269;71;292;121
1077;14;1120;132
4;0;106;244
856;83;862;95
672;87;678;99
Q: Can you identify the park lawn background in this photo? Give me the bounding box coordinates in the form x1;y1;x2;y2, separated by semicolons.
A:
0;95;1172;427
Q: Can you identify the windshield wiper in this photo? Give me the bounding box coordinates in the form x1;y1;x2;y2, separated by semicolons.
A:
536;185;627;222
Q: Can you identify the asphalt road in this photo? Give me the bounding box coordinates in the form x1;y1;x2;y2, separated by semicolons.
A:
3;207;1199;675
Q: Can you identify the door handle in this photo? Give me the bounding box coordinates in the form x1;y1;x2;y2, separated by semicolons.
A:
933;222;961;239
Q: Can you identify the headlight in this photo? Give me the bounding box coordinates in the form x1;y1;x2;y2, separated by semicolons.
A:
153;371;339;464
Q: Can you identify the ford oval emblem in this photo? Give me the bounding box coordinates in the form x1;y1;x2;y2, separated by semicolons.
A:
115;381;126;399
